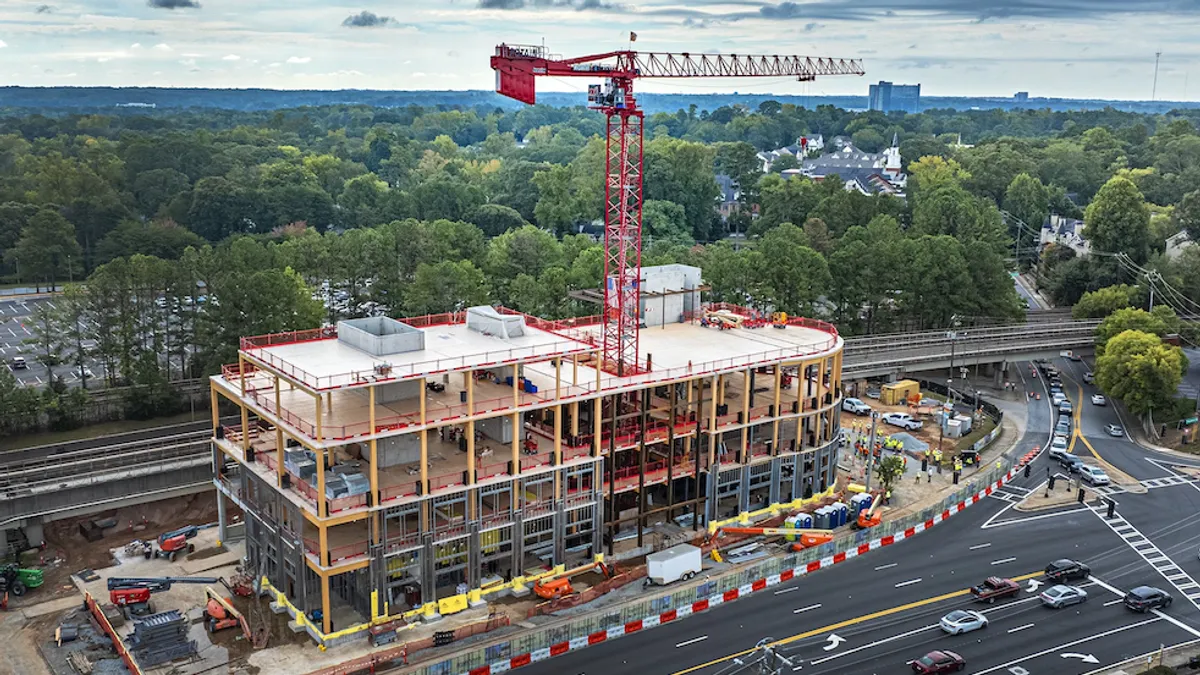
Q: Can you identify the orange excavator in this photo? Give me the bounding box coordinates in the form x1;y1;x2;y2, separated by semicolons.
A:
533;560;616;600
707;526;834;556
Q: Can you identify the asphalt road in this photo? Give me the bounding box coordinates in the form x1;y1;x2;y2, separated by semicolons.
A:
515;358;1200;675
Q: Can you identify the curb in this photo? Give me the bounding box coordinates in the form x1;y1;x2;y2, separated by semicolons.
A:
456;459;1034;675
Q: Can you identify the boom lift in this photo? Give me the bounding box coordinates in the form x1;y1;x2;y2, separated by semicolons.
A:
107;576;221;617
707;526;835;555
533;560;616;600
854;496;884;530
491;44;863;376
203;586;251;638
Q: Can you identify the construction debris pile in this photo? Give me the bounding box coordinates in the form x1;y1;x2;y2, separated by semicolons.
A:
126;610;196;667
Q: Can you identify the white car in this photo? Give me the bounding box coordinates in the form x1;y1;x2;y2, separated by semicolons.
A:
1052;392;1067;406
939;609;988;634
842;397;871;415
882;412;922;430
1048;437;1070;460
73;366;94;379
1079;465;1110;486
1091;394;1107;406
1041;584;1088;608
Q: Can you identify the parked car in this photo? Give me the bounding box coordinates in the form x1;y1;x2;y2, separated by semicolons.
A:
1048;437;1070;460
842;398;871;416
9;356;26;370
911;650;965;674
971;576;1020;603
1059;454;1084;473
1045;558;1091;582
73;366;94;379
1106;424;1124;437
1079;465;1110;486
881;412;922;430
1041;584;1088;608
939;610;987;635
1124;586;1172;612
1091;394;1107;406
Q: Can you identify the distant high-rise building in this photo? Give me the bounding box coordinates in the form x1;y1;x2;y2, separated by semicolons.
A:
867;81;921;112
1014;92;1029;102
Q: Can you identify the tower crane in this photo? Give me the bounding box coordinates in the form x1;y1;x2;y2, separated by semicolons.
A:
491;44;864;375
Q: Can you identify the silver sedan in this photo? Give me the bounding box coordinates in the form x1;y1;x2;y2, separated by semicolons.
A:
1041;584;1088;608
939;609;988;634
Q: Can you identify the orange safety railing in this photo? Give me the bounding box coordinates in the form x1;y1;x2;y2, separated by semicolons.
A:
303;537;320;558
520;451;554;471
430;471;464;492
381;479;421;502
478;460;510;480
328;540;369;565
290;473;318;504
329;493;367;513
85;592;142;675
240;326;338;350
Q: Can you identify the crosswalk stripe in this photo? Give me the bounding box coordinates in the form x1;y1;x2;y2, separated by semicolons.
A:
1087;505;1200;613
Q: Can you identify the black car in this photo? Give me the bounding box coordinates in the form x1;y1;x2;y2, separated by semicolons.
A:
1059;454;1084;473
1124;586;1172;612
1045;558;1091;582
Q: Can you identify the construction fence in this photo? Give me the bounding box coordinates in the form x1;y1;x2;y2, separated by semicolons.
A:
398;461;1014;675
84;590;143;675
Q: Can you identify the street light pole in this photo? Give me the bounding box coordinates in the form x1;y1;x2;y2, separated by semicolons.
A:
865;412;878;492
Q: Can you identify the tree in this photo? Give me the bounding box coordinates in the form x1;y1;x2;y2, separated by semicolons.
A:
95;219;204;264
1073;284;1136;319
132;168;191;216
1003;173;1049;263
642;200;693;245
405;260;490;315
24;301;65;378
874;455;906;496
1175;190;1200;244
1094;307;1177;355
756;174;822;234
5;209;83;291
754;223;829;315
56;284;93;388
1084;176;1151;264
1094;329;1185;417
769;154;799;173
643;137;720;241
802;217;833;255
467;203;529;238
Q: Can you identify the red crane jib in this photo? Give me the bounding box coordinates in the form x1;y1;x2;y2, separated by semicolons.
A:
491;44;863;376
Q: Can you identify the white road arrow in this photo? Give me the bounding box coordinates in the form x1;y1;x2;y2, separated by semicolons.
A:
1026;578;1044;592
823;634;846;652
1061;653;1100;664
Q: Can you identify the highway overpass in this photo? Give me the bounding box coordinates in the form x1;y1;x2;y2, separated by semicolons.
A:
0;319;1101;543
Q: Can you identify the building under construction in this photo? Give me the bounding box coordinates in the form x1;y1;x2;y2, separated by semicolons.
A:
210;265;844;635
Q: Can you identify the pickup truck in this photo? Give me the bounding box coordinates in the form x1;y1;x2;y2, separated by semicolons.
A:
971;576;1020;603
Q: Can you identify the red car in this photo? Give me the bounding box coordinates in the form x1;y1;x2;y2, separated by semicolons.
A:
912;650;965;673
970;576;1020;603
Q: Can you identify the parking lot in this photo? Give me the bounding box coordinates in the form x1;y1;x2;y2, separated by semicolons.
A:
0;297;107;388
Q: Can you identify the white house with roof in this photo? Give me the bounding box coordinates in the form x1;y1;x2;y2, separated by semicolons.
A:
1166;230;1195;260
755;135;825;172
777;135;906;197
1040;215;1090;256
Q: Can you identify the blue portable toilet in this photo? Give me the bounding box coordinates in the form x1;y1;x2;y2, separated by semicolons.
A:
833;503;846;528
793;512;813;529
850;493;872;517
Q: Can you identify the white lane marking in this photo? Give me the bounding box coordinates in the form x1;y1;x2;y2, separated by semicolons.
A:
991;557;1017;565
774;587;798;595
793;604;821;614
675;636;707;648
1086;505;1200;611
894;578;922;588
1103;599;1123;606
982;505;1092;530
875;563;898;571
822;634;845;651
1088;575;1200;639
1081;639;1200;675
970;617;1161;674
969;543;992;550
1007;623;1035;634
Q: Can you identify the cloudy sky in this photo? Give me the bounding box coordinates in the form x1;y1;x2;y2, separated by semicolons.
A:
0;0;1197;100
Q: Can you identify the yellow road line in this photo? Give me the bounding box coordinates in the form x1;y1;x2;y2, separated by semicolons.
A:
670;571;1044;675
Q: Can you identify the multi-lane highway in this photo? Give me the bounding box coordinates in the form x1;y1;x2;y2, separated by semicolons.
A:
514;357;1200;675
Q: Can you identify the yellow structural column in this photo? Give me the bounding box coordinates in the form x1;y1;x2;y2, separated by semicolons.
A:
555;358;562;401
771;364;783;454
238;353;247;396
316;443;327;517
740;368;751;463
320;574;332;634
467;371;476;484
274;376;284;483
369;385;379;538
553;402;563;499
209;384;220;435
708;374;719;467
419;383;429;492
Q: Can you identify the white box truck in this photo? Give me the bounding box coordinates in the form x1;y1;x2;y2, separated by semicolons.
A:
644;544;703;587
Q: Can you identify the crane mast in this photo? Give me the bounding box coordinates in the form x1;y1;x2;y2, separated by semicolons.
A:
491;44;864;376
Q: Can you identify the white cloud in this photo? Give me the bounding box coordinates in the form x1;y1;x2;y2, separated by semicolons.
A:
154;43;172;52
412;71;426;77
182;53;203;58
97;57;110;62
0;40;7;49
286;56;311;64
268;62;281;67
130;43;143;49
221;54;240;61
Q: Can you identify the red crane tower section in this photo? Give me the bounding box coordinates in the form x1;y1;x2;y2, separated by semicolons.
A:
491;45;865;376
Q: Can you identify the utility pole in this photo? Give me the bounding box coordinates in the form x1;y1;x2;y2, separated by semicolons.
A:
864;412;878;492
1153;51;1163;101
